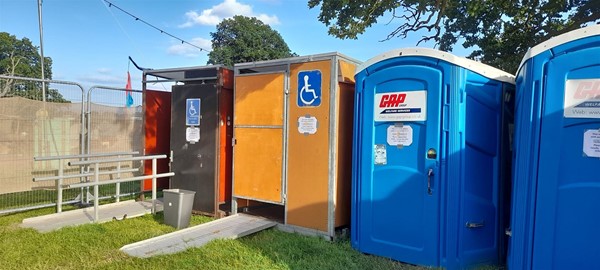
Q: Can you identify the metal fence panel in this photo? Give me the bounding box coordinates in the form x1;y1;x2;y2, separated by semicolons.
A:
0;75;85;212
86;86;144;199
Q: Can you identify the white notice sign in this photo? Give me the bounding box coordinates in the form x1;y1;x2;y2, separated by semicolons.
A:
186;127;200;143
374;90;427;122
564;79;600;118
387;125;413;146
298;116;318;135
583;129;600;158
374;144;387;165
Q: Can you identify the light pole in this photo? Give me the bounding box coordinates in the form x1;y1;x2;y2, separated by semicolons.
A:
37;0;46;102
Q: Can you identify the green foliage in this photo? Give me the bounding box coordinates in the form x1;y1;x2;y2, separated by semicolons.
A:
308;0;600;73
207;16;297;67
0;32;52;79
0;32;68;102
307;0;402;40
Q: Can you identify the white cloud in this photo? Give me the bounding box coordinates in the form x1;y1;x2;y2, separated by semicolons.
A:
167;37;212;58
179;0;280;27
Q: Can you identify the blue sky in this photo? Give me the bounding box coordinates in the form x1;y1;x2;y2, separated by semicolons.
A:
0;0;468;90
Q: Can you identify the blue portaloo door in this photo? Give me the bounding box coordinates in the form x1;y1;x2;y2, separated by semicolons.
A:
355;63;442;267
451;71;507;268
531;45;600;269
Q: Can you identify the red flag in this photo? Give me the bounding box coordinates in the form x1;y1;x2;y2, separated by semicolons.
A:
125;71;132;89
125;71;133;107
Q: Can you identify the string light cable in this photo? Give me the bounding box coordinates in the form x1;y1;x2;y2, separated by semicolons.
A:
103;0;211;52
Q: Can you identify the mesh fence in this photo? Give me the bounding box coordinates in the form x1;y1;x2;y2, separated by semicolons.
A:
0;76;147;213
0;76;85;211
86;86;144;199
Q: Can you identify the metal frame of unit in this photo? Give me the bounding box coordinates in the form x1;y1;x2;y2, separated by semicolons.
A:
231;52;361;239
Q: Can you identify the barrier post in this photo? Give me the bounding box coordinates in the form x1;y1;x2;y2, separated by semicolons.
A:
94;162;99;222
57;159;63;213
152;158;157;214
116;155;121;203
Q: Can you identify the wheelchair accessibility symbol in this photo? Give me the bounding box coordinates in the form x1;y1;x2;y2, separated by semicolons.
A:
189;101;198;116
186;98;201;126
298;70;321;107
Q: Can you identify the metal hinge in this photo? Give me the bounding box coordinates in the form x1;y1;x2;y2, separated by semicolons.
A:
504;91;512;103
232;138;237;146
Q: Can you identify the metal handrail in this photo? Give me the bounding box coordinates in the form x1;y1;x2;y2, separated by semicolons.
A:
65;153;150;206
82;156;168;221
64;173;174;189
33;168;139;182
68;155;166;166
33;152;144;211
32;153;169;216
34;151;139;161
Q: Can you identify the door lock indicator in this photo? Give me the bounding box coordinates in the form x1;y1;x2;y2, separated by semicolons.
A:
427;148;437;159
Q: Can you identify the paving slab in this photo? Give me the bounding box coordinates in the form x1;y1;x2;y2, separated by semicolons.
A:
21;200;163;232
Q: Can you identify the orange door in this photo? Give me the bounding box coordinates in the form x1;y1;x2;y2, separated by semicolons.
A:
233;72;285;203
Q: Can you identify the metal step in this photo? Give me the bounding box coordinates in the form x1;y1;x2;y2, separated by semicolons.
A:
120;213;277;258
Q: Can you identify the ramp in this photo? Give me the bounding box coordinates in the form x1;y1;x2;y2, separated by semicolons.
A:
120;213;277;258
21;200;162;233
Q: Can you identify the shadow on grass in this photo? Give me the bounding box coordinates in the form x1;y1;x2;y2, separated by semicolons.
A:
236;229;429;270
0;207;432;270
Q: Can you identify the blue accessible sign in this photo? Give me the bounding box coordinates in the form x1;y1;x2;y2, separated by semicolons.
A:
298;70;322;107
186;98;201;126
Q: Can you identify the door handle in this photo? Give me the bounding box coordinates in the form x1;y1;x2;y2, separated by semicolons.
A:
427;168;434;195
466;221;485;229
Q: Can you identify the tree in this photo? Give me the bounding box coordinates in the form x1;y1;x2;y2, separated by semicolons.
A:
308;1;600;73
0;32;67;102
208;16;297;67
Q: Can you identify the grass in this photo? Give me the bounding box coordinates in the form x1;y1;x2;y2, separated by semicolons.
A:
0;182;143;211
0;207;425;270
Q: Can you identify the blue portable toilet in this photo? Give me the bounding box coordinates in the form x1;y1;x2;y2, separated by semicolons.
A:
508;24;600;270
352;48;515;269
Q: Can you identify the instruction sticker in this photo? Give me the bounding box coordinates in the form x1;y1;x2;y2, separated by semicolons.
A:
387;125;413;146
583;129;600;158
375;90;427;122
564;79;600;118
298;115;318;135
186;127;200;143
374;144;387;165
